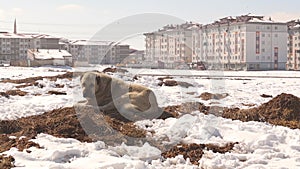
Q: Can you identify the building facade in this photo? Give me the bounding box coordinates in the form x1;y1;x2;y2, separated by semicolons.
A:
200;15;287;70
144;14;288;70
144;22;197;68
287;20;300;70
67;40;130;64
0;32;60;61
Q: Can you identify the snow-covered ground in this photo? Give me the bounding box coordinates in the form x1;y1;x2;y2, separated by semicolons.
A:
1;66;300;168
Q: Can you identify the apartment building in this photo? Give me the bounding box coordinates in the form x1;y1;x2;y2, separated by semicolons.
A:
201;14;287;70
0;32;60;61
287;20;300;70
144;22;198;68
144;14;288;70
67;40;130;64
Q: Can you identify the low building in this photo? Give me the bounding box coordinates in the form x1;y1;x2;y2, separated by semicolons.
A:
27;49;72;66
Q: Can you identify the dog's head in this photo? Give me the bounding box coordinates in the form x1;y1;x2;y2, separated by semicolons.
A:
80;72;112;100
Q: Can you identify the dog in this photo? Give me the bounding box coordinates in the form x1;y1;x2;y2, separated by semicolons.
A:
80;71;163;121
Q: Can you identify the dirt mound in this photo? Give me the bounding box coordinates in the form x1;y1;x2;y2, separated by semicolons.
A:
162;142;238;165
158;79;194;88
1;72;74;84
223;93;300;129
0;89;28;98
0;105;151;153
0;155;15;169
157;76;173;81
47;90;67;95
260;94;273;98
198;92;229;100
163;102;209;116
0;135;41;153
102;67;128;73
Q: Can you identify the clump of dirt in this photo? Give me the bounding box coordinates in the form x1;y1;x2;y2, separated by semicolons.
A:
157;76;173;81
162;142;238;165
15;82;38;89
162;79;178;86
102;67;128;73
198;92;229;100
260;94;273;98
0;89;28;98
158;79;194;88
1;72;74;84
0;155;15;169
47;90;67;95
0;135;41;153
222;93;300;129
163;102;209;116
0;105;150;152
0;92;9;98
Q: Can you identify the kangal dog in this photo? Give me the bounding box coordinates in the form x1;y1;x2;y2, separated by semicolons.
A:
80;71;162;121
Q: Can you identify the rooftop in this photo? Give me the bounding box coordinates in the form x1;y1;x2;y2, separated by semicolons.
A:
29;49;72;60
0;32;59;39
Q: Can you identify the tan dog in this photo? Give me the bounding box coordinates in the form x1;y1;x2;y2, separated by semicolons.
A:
80;71;163;121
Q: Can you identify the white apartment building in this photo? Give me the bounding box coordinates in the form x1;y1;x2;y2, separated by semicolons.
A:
144;22;197;68
145;14;288;70
287;20;300;70
201;14;287;70
0;32;60;61
67;40;130;64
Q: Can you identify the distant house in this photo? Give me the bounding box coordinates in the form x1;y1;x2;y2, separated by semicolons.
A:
27;49;72;66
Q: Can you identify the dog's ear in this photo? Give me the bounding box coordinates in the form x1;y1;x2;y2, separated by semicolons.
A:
96;76;101;85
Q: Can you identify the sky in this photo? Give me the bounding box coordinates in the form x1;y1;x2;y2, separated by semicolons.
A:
0;0;300;49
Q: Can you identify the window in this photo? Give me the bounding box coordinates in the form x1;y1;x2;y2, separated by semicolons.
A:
262;34;265;37
256;32;260;54
275;26;278;30
261;48;265;52
274;34;278;38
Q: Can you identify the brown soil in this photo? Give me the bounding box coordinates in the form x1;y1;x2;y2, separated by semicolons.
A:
0;89;28;98
157;76;173;81
198;92;229;100
163;102;209;116
102;67;128;73
0;105;152;150
260;94;273;98
47;91;67;95
158;79;194;88
0;135;41;153
163;94;300;129
1;72;74;84
0;155;15;169
162;142;238;165
222;93;300;129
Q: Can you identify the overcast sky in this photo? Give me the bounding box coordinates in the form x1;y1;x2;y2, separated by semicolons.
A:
0;0;299;49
